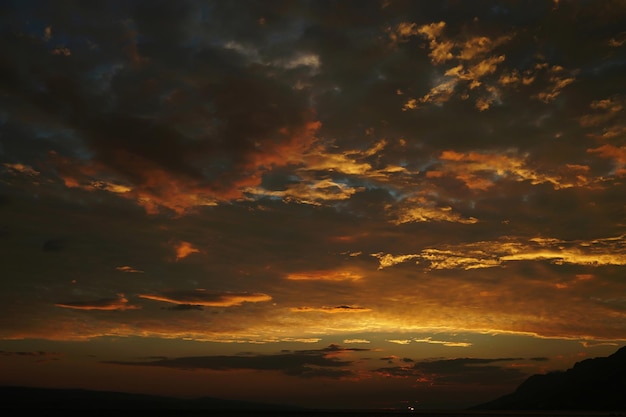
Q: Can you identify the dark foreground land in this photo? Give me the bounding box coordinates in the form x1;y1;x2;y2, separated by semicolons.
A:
0;386;623;417
472;346;626;411
1;347;625;416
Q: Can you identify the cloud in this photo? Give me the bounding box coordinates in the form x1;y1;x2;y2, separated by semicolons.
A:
387;339;412;345
344;339;370;344
241;138;410;206
376;356;528;386
138;289;272;307
291;305;372;314
0;350;62;363
247;177;360;205
383;337;472;347
393;20;580;111
534;65;576;103
579;96;624;129
5;13;323;216
588;144;626;176
395;21;513;110
371;252;420;269
3;163;40;176
55;293;140;311
115;265;144;273
371;234;626;271
413;337;472;347
433;149;589;190
104;344;364;379
388;196;479;225
285;270;363;281
174;241;200;261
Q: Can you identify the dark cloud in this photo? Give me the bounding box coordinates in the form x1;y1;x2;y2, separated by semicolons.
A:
1;0;321;215
377;356;528;386
0;350;62;364
0;350;60;358
104;344;362;379
55;294;140;311
164;304;204;311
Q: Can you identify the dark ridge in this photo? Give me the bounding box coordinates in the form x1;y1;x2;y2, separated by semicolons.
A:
472;345;626;411
0;385;304;412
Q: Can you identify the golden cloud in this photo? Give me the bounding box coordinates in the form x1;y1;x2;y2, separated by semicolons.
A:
390;198;478;225
3;163;40;176
371;252;420;269
435;149;593;190
285;270;363;281
370;234;626;272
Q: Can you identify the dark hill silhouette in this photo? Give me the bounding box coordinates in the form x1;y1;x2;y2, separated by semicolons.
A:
472;345;626;410
0;385;304;411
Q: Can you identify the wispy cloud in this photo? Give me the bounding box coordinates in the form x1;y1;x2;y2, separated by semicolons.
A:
56;294;140;311
285;270;363;281
138;289;272;307
291;305;372;314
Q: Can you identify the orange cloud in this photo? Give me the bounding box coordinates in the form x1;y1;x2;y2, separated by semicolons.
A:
588;144;626;176
436;149;592;190
579;97;624;127
49;117;321;216
3;163;40;176
174;241;200;261
115;265;144;273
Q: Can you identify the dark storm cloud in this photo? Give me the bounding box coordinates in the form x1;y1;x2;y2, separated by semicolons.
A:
104;344;362;379
1;0;320;214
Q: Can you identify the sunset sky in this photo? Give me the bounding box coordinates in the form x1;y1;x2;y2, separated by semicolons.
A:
1;0;626;410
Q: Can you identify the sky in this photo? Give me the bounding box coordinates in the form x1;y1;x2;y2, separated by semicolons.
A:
1;0;625;411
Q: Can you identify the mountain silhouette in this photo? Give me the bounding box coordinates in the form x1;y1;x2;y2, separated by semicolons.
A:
473;346;626;410
0;386;303;411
